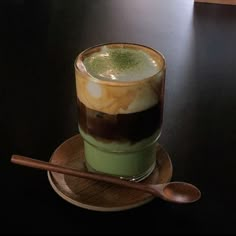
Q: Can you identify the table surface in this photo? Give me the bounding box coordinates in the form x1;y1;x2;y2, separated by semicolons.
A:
1;0;236;234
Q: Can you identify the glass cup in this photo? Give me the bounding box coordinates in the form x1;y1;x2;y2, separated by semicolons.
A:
74;43;166;181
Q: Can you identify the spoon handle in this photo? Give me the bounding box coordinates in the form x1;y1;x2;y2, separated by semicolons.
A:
11;155;153;194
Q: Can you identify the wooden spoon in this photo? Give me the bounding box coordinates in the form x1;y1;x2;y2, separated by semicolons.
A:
11;155;201;204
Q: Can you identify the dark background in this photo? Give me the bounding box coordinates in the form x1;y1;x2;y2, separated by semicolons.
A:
1;0;236;234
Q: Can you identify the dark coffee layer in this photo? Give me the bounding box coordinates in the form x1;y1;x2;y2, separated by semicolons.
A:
78;99;163;143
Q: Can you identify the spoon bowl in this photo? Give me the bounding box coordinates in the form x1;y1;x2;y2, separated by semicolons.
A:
154;182;201;203
11;155;201;204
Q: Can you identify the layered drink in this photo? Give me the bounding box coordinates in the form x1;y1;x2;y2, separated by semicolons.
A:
75;43;166;181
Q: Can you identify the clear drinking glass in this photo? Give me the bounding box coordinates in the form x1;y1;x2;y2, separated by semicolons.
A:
74;43;166;181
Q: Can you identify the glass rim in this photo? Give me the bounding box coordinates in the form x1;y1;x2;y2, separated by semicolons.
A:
74;42;166;86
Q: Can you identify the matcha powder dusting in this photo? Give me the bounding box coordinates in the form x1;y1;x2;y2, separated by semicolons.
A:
110;49;141;70
83;46;159;81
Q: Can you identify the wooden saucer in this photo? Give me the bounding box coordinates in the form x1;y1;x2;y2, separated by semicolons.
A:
47;134;173;212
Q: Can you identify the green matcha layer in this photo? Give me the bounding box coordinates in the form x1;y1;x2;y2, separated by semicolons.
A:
79;128;159;179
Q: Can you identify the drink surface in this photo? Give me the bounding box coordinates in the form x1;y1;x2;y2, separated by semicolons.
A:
82;46;159;82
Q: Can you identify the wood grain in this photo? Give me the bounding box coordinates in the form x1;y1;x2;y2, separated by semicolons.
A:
195;0;236;5
47;134;173;211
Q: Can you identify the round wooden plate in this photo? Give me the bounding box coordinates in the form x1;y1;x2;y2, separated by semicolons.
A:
47;134;173;212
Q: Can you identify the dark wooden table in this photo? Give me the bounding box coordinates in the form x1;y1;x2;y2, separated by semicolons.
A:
1;0;236;234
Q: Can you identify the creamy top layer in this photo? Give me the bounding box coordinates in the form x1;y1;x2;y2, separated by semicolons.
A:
75;44;164;115
82;46;159;82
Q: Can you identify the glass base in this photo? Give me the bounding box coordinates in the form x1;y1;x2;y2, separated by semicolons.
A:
85;161;156;182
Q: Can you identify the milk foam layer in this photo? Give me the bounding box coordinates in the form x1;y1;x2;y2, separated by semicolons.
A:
75;44;165;115
82;46;159;82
